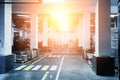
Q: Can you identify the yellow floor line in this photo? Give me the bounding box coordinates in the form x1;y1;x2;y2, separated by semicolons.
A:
23;65;34;71
41;65;50;71
41;72;49;80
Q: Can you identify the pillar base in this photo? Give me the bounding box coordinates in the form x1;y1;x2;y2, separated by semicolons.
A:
92;55;115;76
0;54;15;74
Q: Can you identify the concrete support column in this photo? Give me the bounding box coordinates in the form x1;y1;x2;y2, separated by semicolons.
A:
0;0;14;73
78;15;83;47
0;1;12;56
95;0;111;56
82;12;90;50
30;13;38;49
118;1;120;78
43;16;48;46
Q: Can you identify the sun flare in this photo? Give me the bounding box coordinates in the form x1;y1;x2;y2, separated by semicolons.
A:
51;11;70;32
51;11;67;20
43;0;66;3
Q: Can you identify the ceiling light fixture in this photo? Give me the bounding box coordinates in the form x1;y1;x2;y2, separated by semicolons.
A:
17;15;29;17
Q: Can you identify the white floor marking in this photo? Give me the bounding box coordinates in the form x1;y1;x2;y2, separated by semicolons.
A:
55;56;64;80
42;71;49;80
31;65;42;70
50;75;53;79
14;65;27;70
50;65;57;71
31;55;46;65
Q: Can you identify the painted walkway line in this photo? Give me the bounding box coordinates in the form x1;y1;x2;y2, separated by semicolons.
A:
14;65;27;70
31;65;42;70
41;65;50;71
55;56;64;80
50;65;57;71
23;65;34;70
31;55;47;65
42;71;49;80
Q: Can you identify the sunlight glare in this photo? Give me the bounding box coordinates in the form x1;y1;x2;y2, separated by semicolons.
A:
51;11;70;32
51;11;67;20
60;21;70;32
43;0;65;3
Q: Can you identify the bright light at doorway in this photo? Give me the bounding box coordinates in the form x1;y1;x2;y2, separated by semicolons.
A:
51;11;67;20
60;21;69;32
43;0;65;3
51;11;70;32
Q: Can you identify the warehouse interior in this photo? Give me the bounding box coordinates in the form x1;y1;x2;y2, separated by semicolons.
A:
0;0;120;80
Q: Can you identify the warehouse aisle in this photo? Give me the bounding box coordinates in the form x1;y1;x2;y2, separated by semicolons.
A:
0;51;118;80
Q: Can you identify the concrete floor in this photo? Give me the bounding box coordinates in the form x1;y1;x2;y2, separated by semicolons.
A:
0;49;118;80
